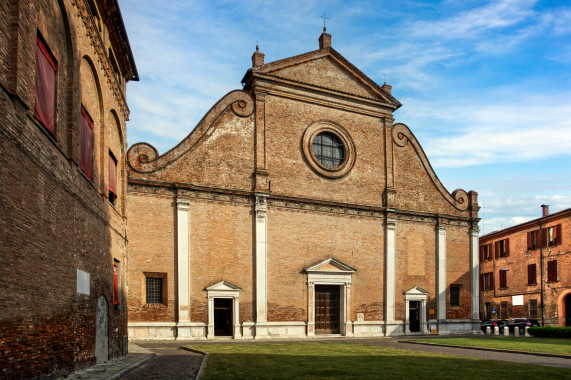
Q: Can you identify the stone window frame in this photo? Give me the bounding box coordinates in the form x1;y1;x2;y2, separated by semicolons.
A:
302;121;356;179
143;272;167;307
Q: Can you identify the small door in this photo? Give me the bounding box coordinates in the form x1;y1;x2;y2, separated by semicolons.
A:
315;285;340;334
214;298;233;336
409;301;420;332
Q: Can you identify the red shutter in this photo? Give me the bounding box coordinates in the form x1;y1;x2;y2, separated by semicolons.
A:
113;263;119;306
108;152;117;196
479;246;484;262
505;239;510;257
527;264;536;285
541;229;547;247
499;270;506;288
535;230;540;249
490;272;494;289
548;261;558;282
556;224;562;245
34;37;56;135
480;274;484;291
527;232;532;250
494;242;499;258
80;107;93;180
488;244;492;260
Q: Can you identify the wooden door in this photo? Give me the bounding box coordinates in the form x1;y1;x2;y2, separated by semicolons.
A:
315;285;340;334
214;298;233;336
409;301;420;332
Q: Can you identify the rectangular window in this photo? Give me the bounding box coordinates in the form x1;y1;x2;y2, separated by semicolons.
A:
480;244;492;262
529;299;538;319
80;106;93;180
548;225;562;246
146;277;163;304
113;260;119;308
481;272;493;291
450;285;460;307
499;270;507;289
495;239;510;258
547;260;558;283
34;35;57;135
108;150;118;203
527;230;540;250
500;301;508;319
527;264;537;285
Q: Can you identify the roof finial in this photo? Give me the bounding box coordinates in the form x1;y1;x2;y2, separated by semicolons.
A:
320;12;329;32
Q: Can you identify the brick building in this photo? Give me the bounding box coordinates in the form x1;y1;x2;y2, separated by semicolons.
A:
126;29;481;340
0;0;137;377
479;206;571;326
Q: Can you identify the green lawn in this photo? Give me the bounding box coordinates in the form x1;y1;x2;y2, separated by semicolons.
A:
409;337;571;356
186;342;571;379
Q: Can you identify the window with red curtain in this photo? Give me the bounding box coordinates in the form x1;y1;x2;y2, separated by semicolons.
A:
34;36;57;135
80;106;93;180
108;151;117;203
547;260;558;282
113;261;119;308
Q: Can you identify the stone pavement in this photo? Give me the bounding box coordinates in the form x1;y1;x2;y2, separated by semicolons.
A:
59;343;155;380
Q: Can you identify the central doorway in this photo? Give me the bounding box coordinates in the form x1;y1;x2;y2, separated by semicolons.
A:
315;285;340;334
409;301;420;332
214;298;233;336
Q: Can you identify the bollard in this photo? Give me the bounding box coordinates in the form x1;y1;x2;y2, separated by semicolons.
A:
494;326;499;336
486;326;491;335
504;326;509;336
514;326;519;336
525;326;531;337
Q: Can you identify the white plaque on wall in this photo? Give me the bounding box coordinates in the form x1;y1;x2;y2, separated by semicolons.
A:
512;295;523;306
77;269;90;295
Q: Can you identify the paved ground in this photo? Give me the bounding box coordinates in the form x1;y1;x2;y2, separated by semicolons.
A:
118;341;203;380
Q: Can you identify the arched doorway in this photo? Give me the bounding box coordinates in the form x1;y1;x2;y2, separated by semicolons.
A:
95;295;108;363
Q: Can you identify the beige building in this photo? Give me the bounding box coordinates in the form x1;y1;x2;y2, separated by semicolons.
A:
126;29;480;339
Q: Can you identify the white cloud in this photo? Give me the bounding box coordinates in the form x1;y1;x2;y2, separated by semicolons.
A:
408;0;537;39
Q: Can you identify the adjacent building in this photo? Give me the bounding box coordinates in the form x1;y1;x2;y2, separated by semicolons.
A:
479;206;571;326
0;0;137;377
126;29;481;340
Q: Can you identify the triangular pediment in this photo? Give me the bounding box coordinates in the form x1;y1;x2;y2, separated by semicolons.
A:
205;281;241;292
253;49;400;108
404;285;429;295
305;257;356;273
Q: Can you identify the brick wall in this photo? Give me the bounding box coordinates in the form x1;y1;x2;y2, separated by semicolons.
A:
0;0;134;377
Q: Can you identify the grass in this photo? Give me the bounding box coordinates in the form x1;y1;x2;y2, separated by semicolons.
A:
186;342;571;379
409;337;571;356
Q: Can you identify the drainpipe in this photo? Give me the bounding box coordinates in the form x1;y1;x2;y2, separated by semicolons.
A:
539;222;545;326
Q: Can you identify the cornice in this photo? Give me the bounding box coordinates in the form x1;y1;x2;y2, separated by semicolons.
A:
71;0;129;120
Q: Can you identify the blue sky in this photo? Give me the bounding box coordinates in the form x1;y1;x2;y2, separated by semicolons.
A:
119;0;571;234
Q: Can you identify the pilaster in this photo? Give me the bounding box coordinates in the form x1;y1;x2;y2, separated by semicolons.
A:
437;224;447;321
385;216;396;323
176;198;191;335
254;194;269;338
470;229;480;321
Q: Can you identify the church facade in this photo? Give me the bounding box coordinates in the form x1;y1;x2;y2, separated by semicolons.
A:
126;30;481;339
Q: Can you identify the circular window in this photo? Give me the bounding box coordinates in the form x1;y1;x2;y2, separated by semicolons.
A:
302;122;356;178
312;132;345;169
